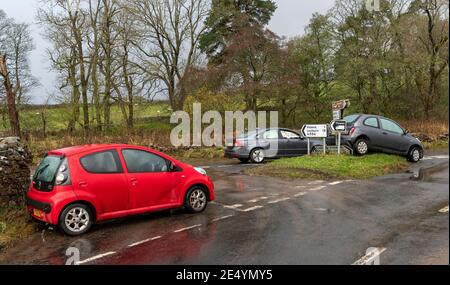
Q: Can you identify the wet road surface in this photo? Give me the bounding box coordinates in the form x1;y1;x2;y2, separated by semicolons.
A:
0;155;448;265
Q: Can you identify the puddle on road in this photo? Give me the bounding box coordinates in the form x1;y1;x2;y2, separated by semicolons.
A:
411;162;449;183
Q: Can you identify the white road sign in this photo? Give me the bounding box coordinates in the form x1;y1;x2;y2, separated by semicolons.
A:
301;124;328;138
330;120;347;132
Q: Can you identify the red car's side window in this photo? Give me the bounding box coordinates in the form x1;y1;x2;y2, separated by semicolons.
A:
121;149;169;173
80;150;124;174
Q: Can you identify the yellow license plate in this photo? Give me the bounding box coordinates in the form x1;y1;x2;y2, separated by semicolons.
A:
33;209;44;218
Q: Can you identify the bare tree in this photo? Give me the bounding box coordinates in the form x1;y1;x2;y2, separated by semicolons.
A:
38;0;92;132
0;10;37;137
128;0;209;111
413;0;449;118
88;0;103;130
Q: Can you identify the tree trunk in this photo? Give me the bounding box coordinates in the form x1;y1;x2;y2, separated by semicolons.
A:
122;45;134;129
92;59;102;131
67;55;80;134
41;111;47;138
73;21;90;132
0;55;21;137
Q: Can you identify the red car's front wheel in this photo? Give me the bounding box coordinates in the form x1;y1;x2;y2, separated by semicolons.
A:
185;187;208;213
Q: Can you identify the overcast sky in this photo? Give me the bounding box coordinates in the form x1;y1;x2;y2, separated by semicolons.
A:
0;0;335;104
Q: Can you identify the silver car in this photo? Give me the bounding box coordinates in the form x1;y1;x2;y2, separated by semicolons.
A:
224;128;323;164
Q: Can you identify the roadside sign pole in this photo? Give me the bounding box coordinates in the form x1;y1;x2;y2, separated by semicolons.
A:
307;138;311;155
323;138;326;155
338;132;341;155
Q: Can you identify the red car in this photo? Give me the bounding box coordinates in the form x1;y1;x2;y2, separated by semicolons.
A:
26;144;215;236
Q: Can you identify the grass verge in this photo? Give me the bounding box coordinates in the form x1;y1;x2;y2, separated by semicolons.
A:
0;206;37;251
423;139;449;151
245;154;410;180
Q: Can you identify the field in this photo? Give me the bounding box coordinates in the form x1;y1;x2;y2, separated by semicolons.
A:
1;102;172;134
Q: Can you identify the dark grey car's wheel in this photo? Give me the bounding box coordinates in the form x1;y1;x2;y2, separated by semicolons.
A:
185;187;208;213
250;148;265;164
59;203;93;236
354;138;369;156
407;146;423;163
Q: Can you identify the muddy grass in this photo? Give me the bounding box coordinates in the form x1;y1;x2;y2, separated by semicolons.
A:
0;206;37;252
245;154;410;180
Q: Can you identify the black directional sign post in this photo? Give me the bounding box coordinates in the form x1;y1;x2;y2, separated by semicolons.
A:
332;99;350;120
330;120;347;155
301;124;328;155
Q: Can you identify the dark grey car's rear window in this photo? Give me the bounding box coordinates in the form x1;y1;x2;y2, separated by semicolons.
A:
343;115;360;124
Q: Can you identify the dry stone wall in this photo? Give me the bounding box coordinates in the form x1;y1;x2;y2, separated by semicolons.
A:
0;137;33;206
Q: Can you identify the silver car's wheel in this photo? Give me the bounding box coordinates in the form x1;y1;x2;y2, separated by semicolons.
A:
185;187;208;213
250;148;265;164
60;204;93;236
355;139;369;155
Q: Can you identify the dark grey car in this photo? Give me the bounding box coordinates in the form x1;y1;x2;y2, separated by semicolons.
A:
224;128;322;163
334;114;424;162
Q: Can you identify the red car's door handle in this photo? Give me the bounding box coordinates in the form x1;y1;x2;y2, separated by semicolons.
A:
130;178;138;186
78;181;88;188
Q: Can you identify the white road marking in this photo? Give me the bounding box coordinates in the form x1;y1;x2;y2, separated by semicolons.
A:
242;206;263;212
173;224;202;233
329;181;343;185
313;208;328;212
308;180;324;185
211;215;234;222
247;196;269;203
294;192;307;197
422;155;449;161
76;251;116;265
127;236;162;248
310;186;326;191
295;185;306;189
439;206;449;213
353;247;386;265
224;204;243;209
267;197;291;204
